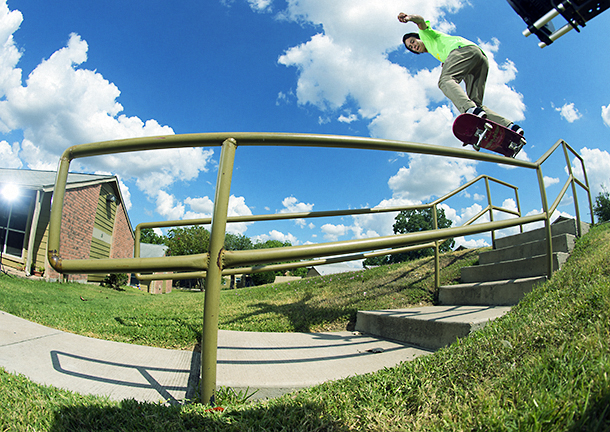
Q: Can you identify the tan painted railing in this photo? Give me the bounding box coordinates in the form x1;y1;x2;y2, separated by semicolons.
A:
48;133;593;404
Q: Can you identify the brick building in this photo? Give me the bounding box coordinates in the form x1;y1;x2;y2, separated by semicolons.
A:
0;168;134;283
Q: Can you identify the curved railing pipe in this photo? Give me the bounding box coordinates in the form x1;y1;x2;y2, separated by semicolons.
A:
47;132;592;404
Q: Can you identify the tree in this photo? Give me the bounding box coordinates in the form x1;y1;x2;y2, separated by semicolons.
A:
159;228;306;287
164;226;210;256
162;226;210;290
249;239;292;286
138;227;165;245
224;233;253;252
224;233;253;288
364;207;455;266
593;186;610;223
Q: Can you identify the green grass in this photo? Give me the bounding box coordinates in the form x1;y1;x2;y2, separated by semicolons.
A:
1;224;609;430
0;248;477;350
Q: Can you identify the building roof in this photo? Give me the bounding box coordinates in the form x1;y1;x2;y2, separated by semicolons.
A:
0;167;133;236
0;168;115;192
307;263;363;277
139;243;168;258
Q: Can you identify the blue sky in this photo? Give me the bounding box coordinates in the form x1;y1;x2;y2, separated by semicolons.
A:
1;0;609;254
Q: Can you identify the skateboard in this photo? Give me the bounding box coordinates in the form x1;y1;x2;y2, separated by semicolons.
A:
452;113;526;158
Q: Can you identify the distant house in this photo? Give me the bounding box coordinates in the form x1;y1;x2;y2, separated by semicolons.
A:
306;263;362;278
135;243;172;294
0;168;134;283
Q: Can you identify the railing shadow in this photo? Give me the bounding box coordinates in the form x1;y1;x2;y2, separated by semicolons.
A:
50;398;339;431
50;350;200;405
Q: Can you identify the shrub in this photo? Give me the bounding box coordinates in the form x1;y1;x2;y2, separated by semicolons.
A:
251;271;276;286
101;273;129;290
593;186;610;223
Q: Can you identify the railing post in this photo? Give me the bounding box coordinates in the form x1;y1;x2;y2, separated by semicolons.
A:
432;204;440;289
201;138;238;405
536;166;553;276
514;188;523;234
581;159;595;226
47;156;71;269
484;176;496;248
562;142;583;236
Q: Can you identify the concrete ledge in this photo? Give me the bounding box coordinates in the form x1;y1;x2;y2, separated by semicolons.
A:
461;252;569;283
480;234;575;265
495;218;588;250
438;276;547;306
355;306;510;350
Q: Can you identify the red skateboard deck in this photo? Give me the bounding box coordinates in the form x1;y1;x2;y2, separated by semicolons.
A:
452;113;526;158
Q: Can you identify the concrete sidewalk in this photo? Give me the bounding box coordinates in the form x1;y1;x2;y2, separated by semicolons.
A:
0;310;433;403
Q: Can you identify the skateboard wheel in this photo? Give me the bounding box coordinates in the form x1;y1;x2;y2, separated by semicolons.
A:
474;144;480;151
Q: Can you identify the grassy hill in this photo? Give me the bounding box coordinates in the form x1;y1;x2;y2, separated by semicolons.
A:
0;247;478;349
1;223;609;431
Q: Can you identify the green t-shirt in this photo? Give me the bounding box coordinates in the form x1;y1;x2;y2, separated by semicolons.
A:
418;21;477;63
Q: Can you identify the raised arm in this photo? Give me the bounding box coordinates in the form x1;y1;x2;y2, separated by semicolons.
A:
397;13;428;30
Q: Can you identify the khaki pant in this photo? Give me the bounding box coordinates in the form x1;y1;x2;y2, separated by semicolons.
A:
438;45;511;128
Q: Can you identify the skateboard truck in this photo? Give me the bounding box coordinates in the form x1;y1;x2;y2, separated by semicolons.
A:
472;122;494;151
508;136;527;157
453;113;527;158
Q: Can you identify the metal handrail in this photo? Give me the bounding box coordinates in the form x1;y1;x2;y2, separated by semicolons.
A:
47;132;593;404
132;173;520;281
132;173;522;290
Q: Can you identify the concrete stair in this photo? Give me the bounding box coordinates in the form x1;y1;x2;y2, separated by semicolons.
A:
355;217;588;350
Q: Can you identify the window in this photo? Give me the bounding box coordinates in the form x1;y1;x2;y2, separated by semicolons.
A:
1;188;35;258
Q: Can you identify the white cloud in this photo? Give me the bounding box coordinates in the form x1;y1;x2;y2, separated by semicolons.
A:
338;113;358;124
444;202;486;227
544;176;560;187
280;196;314;213
225;195;255;235
453;236;489;249
252;229;299;245
349;197;418;239
478;38;525;123
0;140;22;168
0;5;215;203
156;190;185;221
247;0;272;12
602;104;610;127
276;1;525;218
0;1;22;107
320;223;348;241
388;155;477;201
555;102;582;123
184;196;215;216
155;194;254;235
572;147;610;198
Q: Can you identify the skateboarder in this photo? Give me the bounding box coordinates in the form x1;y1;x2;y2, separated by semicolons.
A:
398;13;524;136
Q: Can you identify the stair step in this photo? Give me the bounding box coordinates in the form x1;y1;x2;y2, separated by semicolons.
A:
495;217;588;250
355;306;510;350
353;218;587;353
461;252;569;283
480;233;575;265
438;276;547;306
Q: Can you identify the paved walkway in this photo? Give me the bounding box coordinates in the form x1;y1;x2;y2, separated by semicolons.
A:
0;310;432;403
